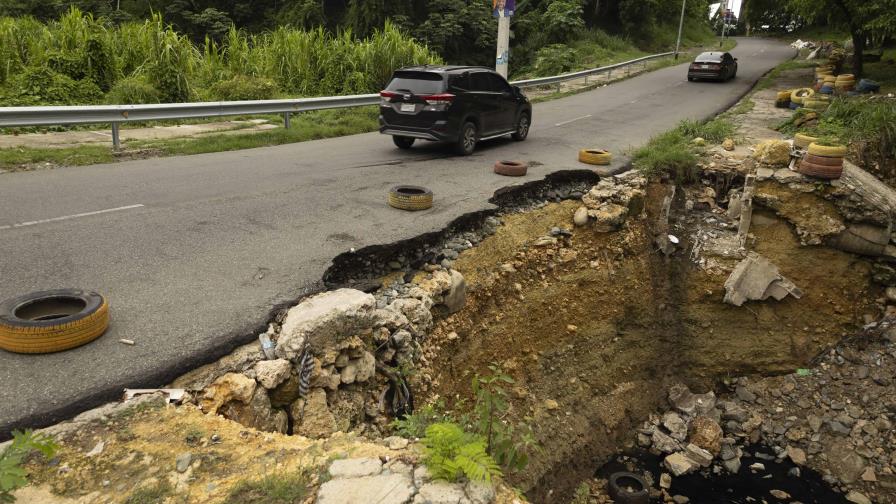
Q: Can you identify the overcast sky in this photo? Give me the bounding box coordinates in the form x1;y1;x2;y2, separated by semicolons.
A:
710;0;742;16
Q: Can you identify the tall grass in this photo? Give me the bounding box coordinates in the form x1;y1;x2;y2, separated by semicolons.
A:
633;117;735;183
0;10;439;105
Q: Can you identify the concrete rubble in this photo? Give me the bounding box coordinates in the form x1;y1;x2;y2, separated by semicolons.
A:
723;252;803;306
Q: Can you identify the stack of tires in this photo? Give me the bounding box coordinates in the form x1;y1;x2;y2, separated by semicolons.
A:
819;75;836;94
789;88;815;110
835;74;855;93
797;142;846;179
815;64;834;80
793;132;819;150
775;90;791;108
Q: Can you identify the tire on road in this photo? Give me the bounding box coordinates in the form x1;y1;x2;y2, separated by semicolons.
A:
0;289;109;354
494;160;528;176
388;185;433;211
455;121;478;156
512;113;530;141
578;149;612;165
808;142;847;158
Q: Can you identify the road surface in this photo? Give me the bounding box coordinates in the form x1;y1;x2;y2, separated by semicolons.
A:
0;38;794;434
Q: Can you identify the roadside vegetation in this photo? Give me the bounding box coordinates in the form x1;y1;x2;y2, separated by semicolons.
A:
632;117;736;183
0;430;58;502
222;469;312;504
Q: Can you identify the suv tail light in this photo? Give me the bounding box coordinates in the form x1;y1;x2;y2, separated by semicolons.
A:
421;93;455;111
380;90;398;106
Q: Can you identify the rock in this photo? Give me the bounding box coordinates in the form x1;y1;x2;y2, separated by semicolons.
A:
440;270;466;314
652;429;682;454
693;137;706;146
660;473;672;489
672;496;690;504
734;386;756;403
887;287;896;302
544;399;560;411
291;389;336;438
341;351;376;384
785;446;806;466
773;168;803;183
684;443;713;467
769;489;790;500
413;466;432;488
175;453;192;473
723;252;802;306
219;387;288;434
752;140;791;167
317;473;415;504
722;138;735;151
85;441;105;457
845;491;872;504
719;444;738;461
663;412;688;441
749;463;765;472
807;414;823;432
254;359;292;389
276;289;376;359
465;480;496;504
689;416;723;455
756;167;775;180
200;373;257;415
414;481;469;504
722;456;741;474
861;467;876;482
668;383;697;415
693;392;716;415
573;206;589;226
329;458;383;479
384;436;409;450
826;440;865;484
720;401;750;422
171;341;264;391
388;297;434;336
664;452;699;476
588;203;629;232
533;236;557;247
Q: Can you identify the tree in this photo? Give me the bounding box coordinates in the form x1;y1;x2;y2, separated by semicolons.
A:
789;0;896;77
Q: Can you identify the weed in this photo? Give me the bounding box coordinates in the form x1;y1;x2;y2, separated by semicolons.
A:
632;117;733;183
223;468;313;504
184;427;205;447
0;430;58;503
421;422;501;483
571;482;592;504
391;400;453;439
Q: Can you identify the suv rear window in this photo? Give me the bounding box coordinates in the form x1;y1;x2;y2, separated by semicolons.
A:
386;71;445;95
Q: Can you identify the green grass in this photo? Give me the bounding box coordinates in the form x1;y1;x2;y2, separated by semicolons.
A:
755;59;816;90
863;49;896;94
632;117;735;183
0;107;377;170
223;469;312;504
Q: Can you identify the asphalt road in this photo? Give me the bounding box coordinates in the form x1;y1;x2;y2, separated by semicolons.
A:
0;38;794;434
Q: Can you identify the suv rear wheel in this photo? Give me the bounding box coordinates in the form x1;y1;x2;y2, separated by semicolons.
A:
512;113;530;141
393;136;415;149
455;121;477;156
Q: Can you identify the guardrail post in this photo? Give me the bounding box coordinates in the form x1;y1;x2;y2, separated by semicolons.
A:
284;112;291;129
111;122;121;151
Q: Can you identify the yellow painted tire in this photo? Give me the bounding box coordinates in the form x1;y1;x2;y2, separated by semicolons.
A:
790;88;814;104
578;149;612;165
794;133;819;149
0;290;109;354
776;90;792;100
388;185;433;211
807;143;847;158
835;73;855;80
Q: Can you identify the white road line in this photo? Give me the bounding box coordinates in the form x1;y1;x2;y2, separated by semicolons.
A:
0;204;145;230
629;99;639;104
554;114;592;127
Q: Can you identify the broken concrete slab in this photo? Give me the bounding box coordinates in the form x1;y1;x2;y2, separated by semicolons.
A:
723;252;803;306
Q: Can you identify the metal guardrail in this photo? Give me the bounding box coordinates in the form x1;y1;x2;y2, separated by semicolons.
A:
0;52;675;149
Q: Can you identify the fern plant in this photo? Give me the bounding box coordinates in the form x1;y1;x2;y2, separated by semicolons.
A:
1;430;58;503
421;423;501;483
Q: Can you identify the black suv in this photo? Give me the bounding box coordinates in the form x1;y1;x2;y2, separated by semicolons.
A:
379;65;532;155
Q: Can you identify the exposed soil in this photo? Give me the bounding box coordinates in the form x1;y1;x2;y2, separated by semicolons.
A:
419;183;876;502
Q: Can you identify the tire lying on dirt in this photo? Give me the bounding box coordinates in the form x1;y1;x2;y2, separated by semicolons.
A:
493;160;528;176
607;472;649;504
388;185;433;211
804;153;845;166
798;159;843;179
578;149;612;165
0;289;109;354
793;133;819;149
807;142;847;158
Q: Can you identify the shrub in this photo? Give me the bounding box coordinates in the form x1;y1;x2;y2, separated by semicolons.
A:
0;66;102;105
632;129;698;183
209;74;278;101
543;0;585;42
534;44;578;76
106;76;161;104
421;423;501;483
223;469;312;504
1;430;58;503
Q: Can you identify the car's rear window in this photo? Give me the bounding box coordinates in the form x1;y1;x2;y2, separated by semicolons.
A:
386;71;445;94
695;52;722;63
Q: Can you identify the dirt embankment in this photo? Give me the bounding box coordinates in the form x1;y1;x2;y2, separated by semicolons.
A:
421;182;875;501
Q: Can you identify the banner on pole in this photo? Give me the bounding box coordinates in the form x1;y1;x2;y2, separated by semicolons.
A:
493;0;515;18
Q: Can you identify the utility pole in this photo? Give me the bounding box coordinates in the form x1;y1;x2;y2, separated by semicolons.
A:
495;11;510;78
719;0;728;47
674;0;686;59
